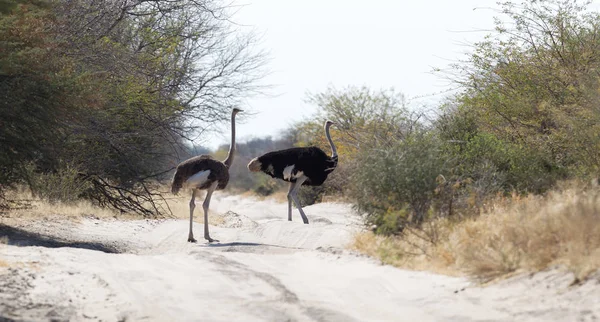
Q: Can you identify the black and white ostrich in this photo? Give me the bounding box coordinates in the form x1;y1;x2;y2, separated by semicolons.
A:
171;108;242;243
247;120;338;224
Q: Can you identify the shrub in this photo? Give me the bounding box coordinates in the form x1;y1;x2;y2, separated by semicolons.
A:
23;163;89;204
252;175;282;196
351;133;449;234
353;183;600;281
437;106;567;208
441;0;600;180
298;185;325;206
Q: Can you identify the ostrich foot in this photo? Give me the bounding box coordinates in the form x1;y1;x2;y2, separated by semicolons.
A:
205;236;219;243
188;236;197;243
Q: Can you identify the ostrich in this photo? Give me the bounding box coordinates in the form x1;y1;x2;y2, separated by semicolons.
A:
171;108;242;243
247;120;338;224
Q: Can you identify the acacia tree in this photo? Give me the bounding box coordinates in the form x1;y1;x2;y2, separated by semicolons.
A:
294;86;424;196
0;0;266;214
301;86;420;152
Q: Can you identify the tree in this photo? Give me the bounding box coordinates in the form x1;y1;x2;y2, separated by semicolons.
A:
442;0;600;179
294;86;424;196
0;0;267;215
302;86;420;151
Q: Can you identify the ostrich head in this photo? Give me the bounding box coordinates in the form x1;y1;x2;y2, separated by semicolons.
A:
232;107;243;115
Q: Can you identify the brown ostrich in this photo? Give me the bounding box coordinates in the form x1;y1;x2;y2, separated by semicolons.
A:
171;108;241;242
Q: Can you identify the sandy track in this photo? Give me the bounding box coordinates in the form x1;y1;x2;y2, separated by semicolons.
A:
1;195;599;321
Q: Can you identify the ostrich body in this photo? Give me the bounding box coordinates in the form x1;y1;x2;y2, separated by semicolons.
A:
171;108;241;242
247;120;338;224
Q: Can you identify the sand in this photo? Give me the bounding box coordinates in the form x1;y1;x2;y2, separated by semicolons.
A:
0;194;599;321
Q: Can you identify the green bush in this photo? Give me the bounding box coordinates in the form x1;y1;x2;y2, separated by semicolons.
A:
372;207;411;236
447;133;564;194
438;105;566;195
351;133;448;234
349;123;562;236
24;163;89;204
252;175;281;196
441;0;600;181
298;185;324;206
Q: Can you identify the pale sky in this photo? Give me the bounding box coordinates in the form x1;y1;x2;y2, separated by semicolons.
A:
202;0;503;149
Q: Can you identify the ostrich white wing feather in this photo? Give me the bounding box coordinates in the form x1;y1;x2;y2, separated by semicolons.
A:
283;165;294;180
185;170;211;188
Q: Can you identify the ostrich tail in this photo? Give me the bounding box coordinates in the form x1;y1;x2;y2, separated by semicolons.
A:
171;172;183;195
171;183;181;195
247;158;262;172
171;182;181;195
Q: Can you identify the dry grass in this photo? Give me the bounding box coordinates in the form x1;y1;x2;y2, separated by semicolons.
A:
351;221;462;277
3;186;226;225
352;184;600;281
2;189;120;222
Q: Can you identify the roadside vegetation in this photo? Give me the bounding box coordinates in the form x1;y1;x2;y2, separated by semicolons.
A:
352;184;600;281
288;0;600;281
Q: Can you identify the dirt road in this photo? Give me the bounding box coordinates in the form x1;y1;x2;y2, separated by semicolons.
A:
1;195;598;321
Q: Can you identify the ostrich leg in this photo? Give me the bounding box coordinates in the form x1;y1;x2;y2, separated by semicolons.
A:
188;189;197;242
287;181;297;221
290;176;309;224
203;182;219;243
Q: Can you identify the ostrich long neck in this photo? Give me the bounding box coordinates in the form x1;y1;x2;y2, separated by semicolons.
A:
325;123;337;158
223;111;237;168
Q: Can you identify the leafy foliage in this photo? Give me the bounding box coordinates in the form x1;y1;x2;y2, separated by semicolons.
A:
352;134;449;234
352;0;600;235
23;162;89;204
293;86;424;202
444;0;600;178
0;0;265;215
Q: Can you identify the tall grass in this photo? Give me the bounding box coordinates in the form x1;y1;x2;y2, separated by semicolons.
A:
22;163;89;204
3;185;227;225
352;184;600;281
2;187;119;221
